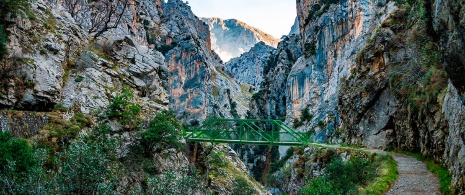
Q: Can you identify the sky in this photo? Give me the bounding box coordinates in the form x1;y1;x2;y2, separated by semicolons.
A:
184;0;297;38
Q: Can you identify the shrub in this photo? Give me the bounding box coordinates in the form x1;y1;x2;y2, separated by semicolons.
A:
140;110;183;154
107;87;141;130
232;178;255;195
74;76;84;82
38;113;93;153
147;169;203;194
0;0;29;20
300;156;377;195
57;139;119;194
300;107;313;122
0;25;8;59
0;131;35;173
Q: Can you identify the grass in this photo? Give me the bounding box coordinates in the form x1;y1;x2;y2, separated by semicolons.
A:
395;151;454;194
360;154;399;194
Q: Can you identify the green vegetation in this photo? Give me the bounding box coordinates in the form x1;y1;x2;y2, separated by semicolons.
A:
205;148;262;194
53;103;69;112
0;25;8;59
107;87;141;130
304;41;317;57
139;110;183;154
156;41;178;55
378;2;448;121
0;131;35;173
270;147;294;173
212;85;220;97
0;0;29;21
264;53;278;75
37;113;93;153
232;178;255;195
360;154;399;194
74;76;84;82
0;0;30;59
395;151;454;194
293;106;313;128
300;155;388;195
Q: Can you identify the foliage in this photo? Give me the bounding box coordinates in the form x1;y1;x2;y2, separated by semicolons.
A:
56;138;120;194
382;2;448;120
294;106;313;128
270;147;294;173
232;178;255;195
304;41;317;57
107;87;141;130
140;110;184;154
299;156;377;195
148;171;199;195
1;129;120;194
0;25;8;59
360;154;399;194
264;53;278;75
147;169;203;195
0;0;29;21
300;107;314;122
0;131;35;174
157;42;178;55
38;113;93;153
74;76;84;82
53;103;69;112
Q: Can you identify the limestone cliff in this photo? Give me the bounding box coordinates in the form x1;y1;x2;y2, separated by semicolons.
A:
244;0;464;192
0;0;264;193
338;1;465;191
224;42;275;89
157;0;248;120
201;17;280;62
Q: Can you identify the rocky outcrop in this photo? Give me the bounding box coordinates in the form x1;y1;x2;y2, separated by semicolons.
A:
0;0;265;193
0;0;89;111
250;34;302;120
157;0;248;120
202;17;280;62
224;42;275;89
338;2;464;192
432;0;465;191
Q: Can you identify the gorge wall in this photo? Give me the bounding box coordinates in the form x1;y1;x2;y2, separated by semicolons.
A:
202;17;280;62
237;0;465;192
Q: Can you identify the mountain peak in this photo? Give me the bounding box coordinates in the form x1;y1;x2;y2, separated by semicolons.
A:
201;17;280;62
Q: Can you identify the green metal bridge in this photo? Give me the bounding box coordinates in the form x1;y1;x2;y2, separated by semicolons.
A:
184;118;309;146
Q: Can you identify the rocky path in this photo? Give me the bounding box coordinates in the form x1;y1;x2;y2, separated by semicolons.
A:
314;144;440;194
385;153;440;195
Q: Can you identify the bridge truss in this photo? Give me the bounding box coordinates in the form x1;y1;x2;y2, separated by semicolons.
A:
184;118;309;146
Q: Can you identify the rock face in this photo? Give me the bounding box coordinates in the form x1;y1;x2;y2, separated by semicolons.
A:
0;0;265;194
157;0;248;120
241;0;463;192
202;17;280;62
224;42;275;89
433;0;465;190
249;34;302;120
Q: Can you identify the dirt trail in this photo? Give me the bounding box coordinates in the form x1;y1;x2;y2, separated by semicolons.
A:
385;153;440;195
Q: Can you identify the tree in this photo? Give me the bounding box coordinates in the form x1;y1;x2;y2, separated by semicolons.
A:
87;0;131;38
63;0;83;18
0;0;29;22
62;0;131;39
0;131;35;174
140;110;184;155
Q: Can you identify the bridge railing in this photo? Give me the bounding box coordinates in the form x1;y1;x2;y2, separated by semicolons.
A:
184;118;309;146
